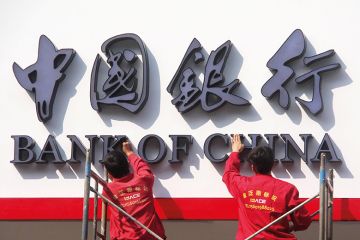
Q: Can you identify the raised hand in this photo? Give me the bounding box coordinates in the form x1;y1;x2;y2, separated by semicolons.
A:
122;141;134;157
231;134;244;153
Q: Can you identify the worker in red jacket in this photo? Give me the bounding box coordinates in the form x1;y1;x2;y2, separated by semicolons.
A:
223;134;312;240
102;140;166;240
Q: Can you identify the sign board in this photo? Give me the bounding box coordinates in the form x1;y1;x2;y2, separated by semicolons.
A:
0;0;359;220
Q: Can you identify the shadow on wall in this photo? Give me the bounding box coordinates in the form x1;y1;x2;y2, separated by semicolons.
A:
13;132;353;181
151;137;203;182
12;34;353;182
19;53;86;136
12;134;123;180
167;43;262;129
13;139;87;179
264;37;352;131
20;34;163;131
44;54;87;135
14;161;86;179
306;137;353;179
154;178;183;219
93;45;161;129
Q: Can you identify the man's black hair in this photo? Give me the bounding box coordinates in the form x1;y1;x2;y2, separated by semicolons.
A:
248;146;274;174
103;150;130;178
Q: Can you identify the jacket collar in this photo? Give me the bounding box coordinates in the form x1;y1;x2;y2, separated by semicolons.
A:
254;173;273;178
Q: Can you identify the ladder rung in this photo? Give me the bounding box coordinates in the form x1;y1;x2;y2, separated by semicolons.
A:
96;232;106;240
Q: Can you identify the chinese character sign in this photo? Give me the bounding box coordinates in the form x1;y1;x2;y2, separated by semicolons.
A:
12;30;343;122
167;38;250;113
90;33;149;113
261;29;341;115
13;35;76;122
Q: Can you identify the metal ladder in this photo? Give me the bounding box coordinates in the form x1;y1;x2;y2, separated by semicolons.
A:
81;151;333;240
245;153;334;240
81;150;164;240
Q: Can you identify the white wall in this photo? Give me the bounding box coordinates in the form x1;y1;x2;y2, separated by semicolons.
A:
1;0;360;239
0;0;359;208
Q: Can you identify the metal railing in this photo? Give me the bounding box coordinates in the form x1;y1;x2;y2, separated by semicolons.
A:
81;149;164;240
245;153;334;240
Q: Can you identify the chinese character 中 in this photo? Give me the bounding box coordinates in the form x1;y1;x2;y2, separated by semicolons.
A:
13;35;76;122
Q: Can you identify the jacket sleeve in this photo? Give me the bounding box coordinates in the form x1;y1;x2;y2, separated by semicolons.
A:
128;153;154;182
222;152;247;197
288;187;312;231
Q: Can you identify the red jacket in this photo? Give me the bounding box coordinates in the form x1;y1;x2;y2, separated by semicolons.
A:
103;153;166;240
223;152;312;240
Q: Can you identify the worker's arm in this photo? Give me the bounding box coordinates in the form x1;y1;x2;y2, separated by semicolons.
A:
222;134;246;197
288;187;312;231
122;141;154;180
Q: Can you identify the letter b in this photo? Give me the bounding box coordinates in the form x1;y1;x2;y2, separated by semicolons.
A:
11;135;36;164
